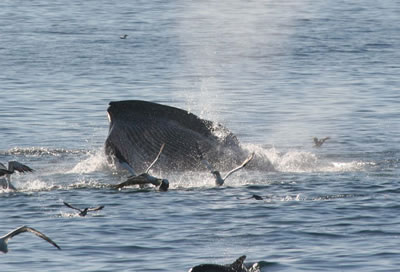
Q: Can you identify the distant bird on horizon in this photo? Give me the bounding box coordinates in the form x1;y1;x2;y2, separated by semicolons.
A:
63;202;104;217
120;34;128;39
0;226;61;253
313;137;330;148
0;161;34;190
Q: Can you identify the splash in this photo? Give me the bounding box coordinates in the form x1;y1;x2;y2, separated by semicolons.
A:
1;146;85;156
18;179;57;192
68;149;110;174
243;145;370;173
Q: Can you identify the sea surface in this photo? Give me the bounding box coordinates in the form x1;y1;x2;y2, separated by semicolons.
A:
1;1;399;271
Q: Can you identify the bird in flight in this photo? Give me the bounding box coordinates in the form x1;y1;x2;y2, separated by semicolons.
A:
313;137;330;147
0;226;61;253
199;150;255;186
0;161;34;190
63;202;104;217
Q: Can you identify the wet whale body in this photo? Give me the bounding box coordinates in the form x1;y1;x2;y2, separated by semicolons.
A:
188;256;257;272
105;100;273;173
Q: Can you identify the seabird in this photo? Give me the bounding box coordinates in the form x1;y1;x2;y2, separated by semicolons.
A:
313;137;330;147
0;161;34;190
0;226;61;253
115;144;169;191
250;194;263;200
120;34;128;39
198;148;255;186
63;202;104;217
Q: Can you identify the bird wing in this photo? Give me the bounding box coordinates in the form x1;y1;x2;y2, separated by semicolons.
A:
24;226;61;250
0;168;12;177
145;143;165;173
114;174;150;189
322;137;331;142
0;163;8;171
63;202;82;212
8;161;34;173
3;226;61;250
87;205;105;212
222;152;255;181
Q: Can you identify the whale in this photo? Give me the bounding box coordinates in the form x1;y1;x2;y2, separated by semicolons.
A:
188;256;255;272
105;100;274;173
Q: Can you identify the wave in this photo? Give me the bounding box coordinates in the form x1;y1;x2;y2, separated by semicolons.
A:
0;143;376;194
0;146;87;156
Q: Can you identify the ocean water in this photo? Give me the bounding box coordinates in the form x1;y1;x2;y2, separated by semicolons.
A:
1;0;399;271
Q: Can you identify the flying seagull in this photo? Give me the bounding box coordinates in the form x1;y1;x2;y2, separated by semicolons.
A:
0;161;34;190
63;202;104;217
0;226;61;253
198;147;255;186
115;144;169;191
313;137;330;147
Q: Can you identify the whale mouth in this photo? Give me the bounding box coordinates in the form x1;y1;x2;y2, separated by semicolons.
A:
104;100;250;172
104;100;275;173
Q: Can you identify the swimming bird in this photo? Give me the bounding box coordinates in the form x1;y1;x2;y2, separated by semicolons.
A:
198;148;255;186
120;34;128;39
0;226;61;253
114;144;169;191
63;202;104;217
0;161;34;190
250;194;263;200
189;255;251;272
313;137;330;147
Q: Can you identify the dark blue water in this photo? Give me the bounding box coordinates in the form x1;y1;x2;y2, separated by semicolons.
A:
1;1;399;271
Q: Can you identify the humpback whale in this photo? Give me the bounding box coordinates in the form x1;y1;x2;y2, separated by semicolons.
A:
0;226;61;253
105;100;273;173
188;255;260;272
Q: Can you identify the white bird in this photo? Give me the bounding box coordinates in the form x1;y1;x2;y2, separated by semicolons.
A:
313;137;330;147
0;161;34;190
201;152;255;186
120;34;128;39
115;144;169;191
63;202;104;217
0;226;61;253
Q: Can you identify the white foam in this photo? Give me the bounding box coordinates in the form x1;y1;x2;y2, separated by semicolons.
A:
243;144;370;173
68;149;110;174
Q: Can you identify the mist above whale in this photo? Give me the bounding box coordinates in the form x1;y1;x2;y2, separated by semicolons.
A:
105;100;273;173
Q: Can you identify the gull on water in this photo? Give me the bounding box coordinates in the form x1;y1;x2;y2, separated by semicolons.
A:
120;34;128;39
115;144;169;191
313;136;330;147
197;147;255;186
0;161;34;191
63;202;105;217
0;226;61;253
